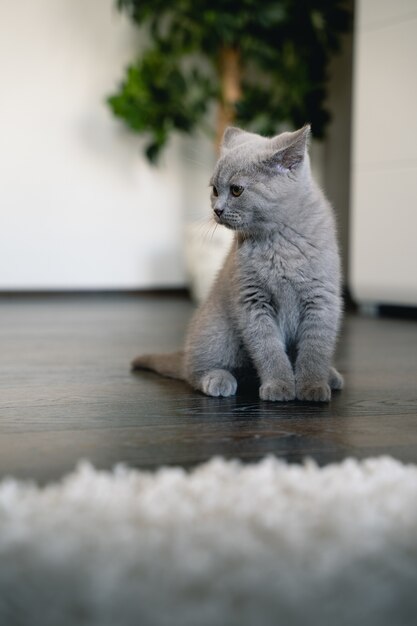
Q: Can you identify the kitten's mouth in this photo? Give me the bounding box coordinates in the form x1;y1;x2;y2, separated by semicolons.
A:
217;219;236;230
214;215;239;230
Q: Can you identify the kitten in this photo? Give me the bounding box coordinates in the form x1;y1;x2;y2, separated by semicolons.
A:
132;125;343;402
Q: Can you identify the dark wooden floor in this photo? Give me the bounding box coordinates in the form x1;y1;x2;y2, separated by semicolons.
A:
1;293;416;483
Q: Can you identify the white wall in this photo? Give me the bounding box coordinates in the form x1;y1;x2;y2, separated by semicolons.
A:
0;0;352;292
350;0;417;305
0;0;202;289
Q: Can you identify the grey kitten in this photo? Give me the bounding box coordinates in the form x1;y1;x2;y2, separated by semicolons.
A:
132;125;343;402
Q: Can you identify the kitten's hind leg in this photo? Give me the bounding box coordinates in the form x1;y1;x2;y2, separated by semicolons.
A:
185;312;242;398
200;369;238;397
329;366;344;390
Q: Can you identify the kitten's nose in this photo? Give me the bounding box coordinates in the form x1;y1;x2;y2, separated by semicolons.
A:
214;208;224;218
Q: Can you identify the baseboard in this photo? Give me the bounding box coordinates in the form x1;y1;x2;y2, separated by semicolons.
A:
0;288;191;299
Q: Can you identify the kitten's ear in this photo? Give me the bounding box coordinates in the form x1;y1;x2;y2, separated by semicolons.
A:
263;125;311;173
221;126;246;152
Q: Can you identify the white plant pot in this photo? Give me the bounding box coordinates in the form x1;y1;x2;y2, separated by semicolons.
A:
184;222;233;303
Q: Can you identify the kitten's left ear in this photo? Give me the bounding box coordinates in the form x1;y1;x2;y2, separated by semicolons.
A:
222;127;245;149
220;126;248;154
263;124;311;173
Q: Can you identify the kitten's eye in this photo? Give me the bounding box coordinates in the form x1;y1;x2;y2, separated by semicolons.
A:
230;185;243;197
212;186;218;197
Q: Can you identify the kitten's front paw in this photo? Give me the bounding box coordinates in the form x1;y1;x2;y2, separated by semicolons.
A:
200;369;237;398
296;381;331;402
259;380;295;402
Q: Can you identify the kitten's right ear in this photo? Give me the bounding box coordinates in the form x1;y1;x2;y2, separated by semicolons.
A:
262;125;310;174
221;127;246;152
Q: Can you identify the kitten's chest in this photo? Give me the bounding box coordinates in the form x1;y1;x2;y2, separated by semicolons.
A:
236;239;308;333
236;242;301;313
246;238;308;288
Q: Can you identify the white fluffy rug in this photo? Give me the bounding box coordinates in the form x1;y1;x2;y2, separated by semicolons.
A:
1;456;417;626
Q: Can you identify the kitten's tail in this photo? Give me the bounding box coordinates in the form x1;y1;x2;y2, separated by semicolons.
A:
131;351;185;380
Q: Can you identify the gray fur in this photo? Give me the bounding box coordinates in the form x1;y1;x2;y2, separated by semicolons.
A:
132;125;343;402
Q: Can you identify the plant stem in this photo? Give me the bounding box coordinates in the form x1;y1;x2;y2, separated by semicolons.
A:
216;47;241;153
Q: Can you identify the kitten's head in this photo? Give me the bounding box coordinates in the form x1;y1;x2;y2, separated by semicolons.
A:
209;125;311;235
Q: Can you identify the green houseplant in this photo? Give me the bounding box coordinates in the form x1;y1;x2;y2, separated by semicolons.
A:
108;0;351;162
107;0;351;300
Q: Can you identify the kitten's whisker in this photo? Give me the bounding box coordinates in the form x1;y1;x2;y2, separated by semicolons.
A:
209;223;219;242
182;156;209;168
183;147;212;166
199;219;217;244
192;217;214;239
195;218;211;233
